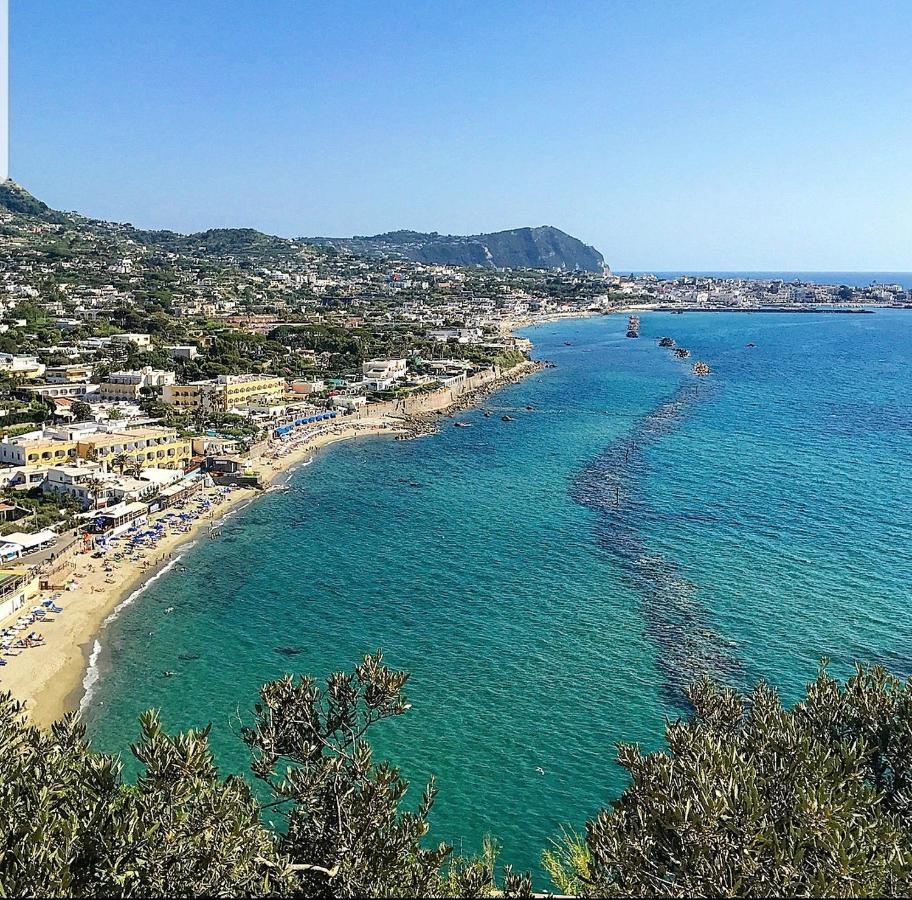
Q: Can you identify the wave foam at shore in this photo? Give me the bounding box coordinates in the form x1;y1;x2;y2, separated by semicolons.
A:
78;543;197;716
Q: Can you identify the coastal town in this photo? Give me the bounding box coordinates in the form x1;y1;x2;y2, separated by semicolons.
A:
0;177;908;719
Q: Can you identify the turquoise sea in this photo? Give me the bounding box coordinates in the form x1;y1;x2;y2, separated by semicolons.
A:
84;310;912;880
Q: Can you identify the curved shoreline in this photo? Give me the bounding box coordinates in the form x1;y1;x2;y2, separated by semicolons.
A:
2;361;545;727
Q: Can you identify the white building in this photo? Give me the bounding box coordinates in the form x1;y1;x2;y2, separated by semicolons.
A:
0;353;45;379
166;345;198;360
42;462;113;509
331;395;368;411
99;367;175;402
110;333;152;350
361;359;407;391
427;327;483;345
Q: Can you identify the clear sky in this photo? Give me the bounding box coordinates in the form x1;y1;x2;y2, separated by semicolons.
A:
9;0;912;270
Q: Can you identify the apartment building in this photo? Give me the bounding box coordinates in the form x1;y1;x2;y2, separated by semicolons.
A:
98;366;175;402
76;427;192;471
361;358;407;391
44;363;95;384
162;374;285;412
110;333;152;350
0;354;45;380
0;436;78;467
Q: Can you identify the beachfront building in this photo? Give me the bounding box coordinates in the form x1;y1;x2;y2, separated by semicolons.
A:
0;532;58;562
289;379;325;396
362;359;407;391
191;436;242;457
98;366;175;402
75;427;192;471
163;374;285;413
42;462;114;509
43;463;183;510
330;395;367;412
0;568;40;619
89;500;149;536
0;434;78;467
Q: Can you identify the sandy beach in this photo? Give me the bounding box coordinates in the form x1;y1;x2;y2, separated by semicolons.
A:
0;351;545;728
0;416;402;727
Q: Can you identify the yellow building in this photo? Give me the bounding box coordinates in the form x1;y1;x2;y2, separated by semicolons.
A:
76;427;192;471
161;384;201;411
163;375;285;412
44;363;95;384
0;437;78;467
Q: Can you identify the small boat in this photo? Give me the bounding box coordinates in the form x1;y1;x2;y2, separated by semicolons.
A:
746;343;756;348
454;421;472;428
501;415;515;422
658;336;676;348
525;405;535;411
483;410;492;417
692;361;711;376
564;341;573;346
162;671;176;678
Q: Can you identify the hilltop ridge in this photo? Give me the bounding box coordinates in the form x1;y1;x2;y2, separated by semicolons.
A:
305;225;606;272
0;181;606;272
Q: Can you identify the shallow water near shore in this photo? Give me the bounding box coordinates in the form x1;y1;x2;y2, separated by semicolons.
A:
84;310;912;881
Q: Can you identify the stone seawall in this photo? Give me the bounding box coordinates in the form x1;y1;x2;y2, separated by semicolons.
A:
351;361;540;423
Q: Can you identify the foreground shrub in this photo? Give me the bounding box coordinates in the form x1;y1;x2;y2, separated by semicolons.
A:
0;652;527;897
545;664;912;897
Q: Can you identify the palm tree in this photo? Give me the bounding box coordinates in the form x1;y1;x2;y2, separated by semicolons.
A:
83;476;107;511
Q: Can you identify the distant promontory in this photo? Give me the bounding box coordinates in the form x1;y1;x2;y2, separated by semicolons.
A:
304;226;606;272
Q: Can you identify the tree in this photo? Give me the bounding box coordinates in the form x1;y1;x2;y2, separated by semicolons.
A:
0;653;530;898
70;400;93;422
544;663;912;898
82;476;107;510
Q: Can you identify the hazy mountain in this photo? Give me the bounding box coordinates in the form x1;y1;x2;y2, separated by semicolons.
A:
304;226;606;272
0;182;605;272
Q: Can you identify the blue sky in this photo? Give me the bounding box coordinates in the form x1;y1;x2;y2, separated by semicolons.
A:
10;0;912;270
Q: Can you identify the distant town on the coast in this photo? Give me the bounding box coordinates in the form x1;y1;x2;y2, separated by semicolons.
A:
0;175;910;602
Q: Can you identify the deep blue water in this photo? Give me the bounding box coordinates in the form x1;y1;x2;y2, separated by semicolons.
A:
84;310;912;881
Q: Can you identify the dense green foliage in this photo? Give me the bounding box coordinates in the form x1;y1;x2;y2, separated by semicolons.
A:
2;660;911;897
0;654;528;898
545;664;912;897
0;181;69;224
